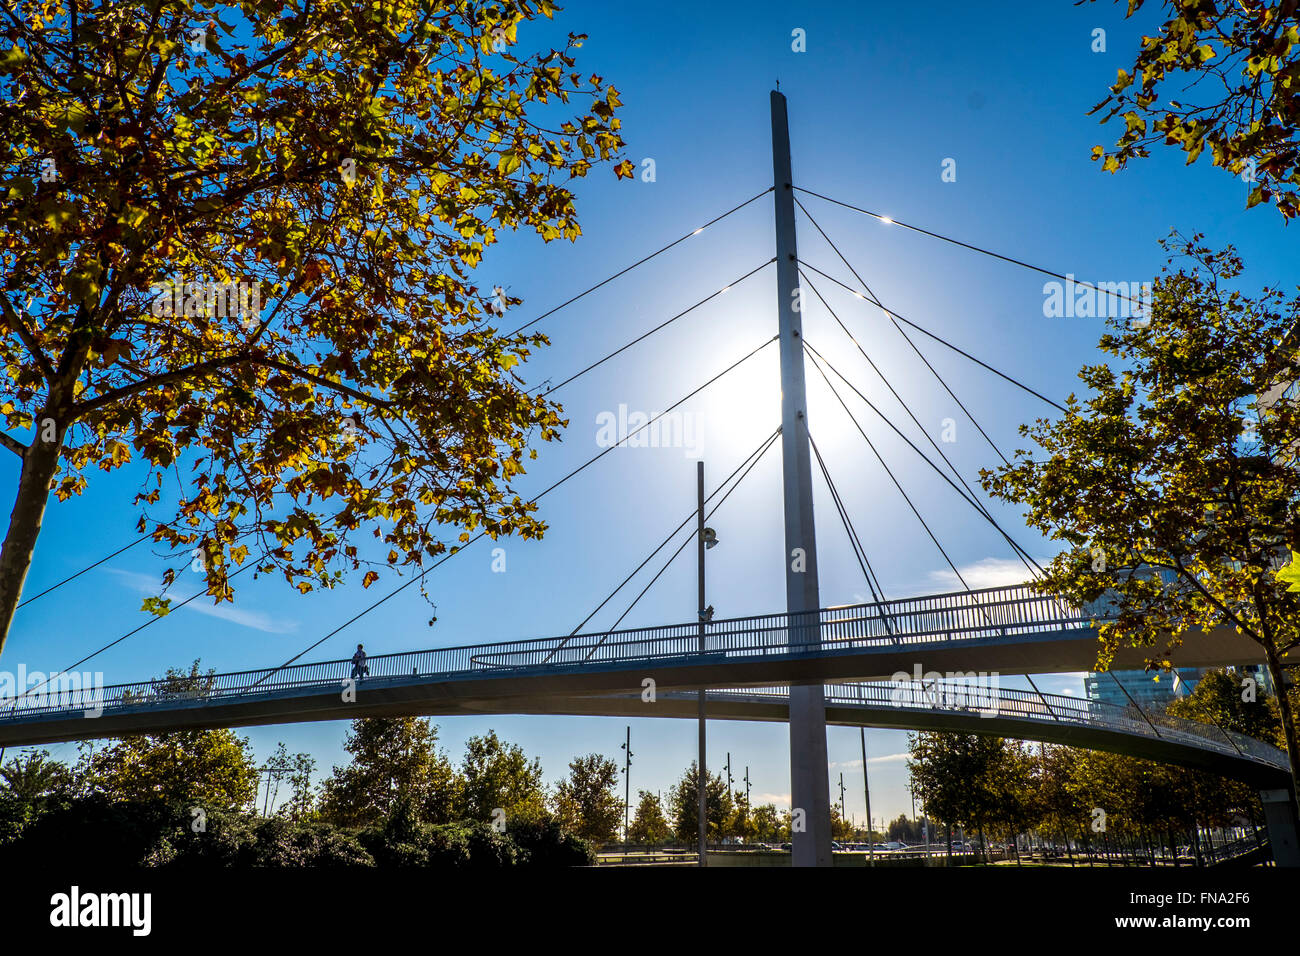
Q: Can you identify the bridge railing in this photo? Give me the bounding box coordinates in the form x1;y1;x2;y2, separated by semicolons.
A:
466;584;1092;668
0;583;1096;722
683;682;1288;770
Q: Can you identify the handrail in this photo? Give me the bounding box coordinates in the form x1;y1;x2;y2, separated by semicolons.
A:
656;682;1289;771
0;583;1101;722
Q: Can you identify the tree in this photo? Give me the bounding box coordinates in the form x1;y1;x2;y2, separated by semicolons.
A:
667;761;732;844
985;740;1040;860
258;741;316;819
458;729;547;826
1087;0;1300;219
73;660;256;808
981;234;1300;817
751;803;782;843
627;790;671;846
1038;745;1086;856
886;814;916;843
87;727;258;809
1167;668;1284;746
908;732;1010;857
552;753;620;844
727;789;757;842
830;805;855;842
283;750;316;822
0;750;71;798
0;0;631;654
317;717;459;828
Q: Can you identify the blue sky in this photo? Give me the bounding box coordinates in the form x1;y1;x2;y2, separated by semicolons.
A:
3;0;1298;829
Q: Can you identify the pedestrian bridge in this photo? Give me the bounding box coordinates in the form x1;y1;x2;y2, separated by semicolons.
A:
562;683;1290;789
0;584;1265;750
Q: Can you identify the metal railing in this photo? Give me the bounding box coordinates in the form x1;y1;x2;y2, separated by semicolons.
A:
0;583;1095;723
673;681;1290;772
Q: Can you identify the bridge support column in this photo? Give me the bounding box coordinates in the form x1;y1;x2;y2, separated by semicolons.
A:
1259;787;1300;867
771;89;832;867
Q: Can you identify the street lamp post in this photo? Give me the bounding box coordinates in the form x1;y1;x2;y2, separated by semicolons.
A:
861;727;874;866
695;461;715;866
620;725;632;845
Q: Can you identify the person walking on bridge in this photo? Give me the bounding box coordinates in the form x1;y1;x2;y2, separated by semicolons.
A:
351;644;369;681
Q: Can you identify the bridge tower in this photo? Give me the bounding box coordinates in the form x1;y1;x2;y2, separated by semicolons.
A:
770;90;833;867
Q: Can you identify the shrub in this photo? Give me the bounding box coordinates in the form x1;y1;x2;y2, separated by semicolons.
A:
508;818;596;867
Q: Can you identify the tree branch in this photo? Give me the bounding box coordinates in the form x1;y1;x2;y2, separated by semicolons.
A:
0;432;27;460
0;296;57;383
72;352;395;417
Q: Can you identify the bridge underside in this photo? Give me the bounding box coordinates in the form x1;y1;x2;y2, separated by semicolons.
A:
0;623;1264;750
3;692;1286;793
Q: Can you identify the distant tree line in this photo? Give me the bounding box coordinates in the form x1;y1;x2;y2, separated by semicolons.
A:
0;664;631;867
908;669;1291;864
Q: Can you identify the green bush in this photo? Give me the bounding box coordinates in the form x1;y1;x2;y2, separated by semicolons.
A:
508;818;597;867
2;794;172;867
0;792;41;848
0;793;592;868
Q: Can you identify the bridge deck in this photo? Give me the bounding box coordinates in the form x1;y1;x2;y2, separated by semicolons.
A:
0;585;1268;763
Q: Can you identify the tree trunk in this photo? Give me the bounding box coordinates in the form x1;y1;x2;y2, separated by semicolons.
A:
0;411;67;655
1264;647;1300;828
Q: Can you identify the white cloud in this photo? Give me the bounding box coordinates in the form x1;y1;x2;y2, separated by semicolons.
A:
926;557;1042;591
831;752;910;770
106;569;299;635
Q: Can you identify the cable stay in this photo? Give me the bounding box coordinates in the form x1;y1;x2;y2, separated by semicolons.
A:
566;426;782;639
804;355;1011;636
794;197;1016;465
793;185;1146;309
539;258;776;396
807;434;897;641
800;269;994;519
795;259;1067;414
802;338;1042;579
501;187;774;341
801;346;975;593
807;435;886;603
16;533;152;610
585;427;783;654
247;335;782;685
799;269;1040;584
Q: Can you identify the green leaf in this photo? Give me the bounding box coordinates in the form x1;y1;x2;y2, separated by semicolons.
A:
1276;552;1300;593
141;596;173;617
0;46;30;73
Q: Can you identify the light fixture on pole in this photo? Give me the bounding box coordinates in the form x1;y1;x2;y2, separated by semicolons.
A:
620;726;633;845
